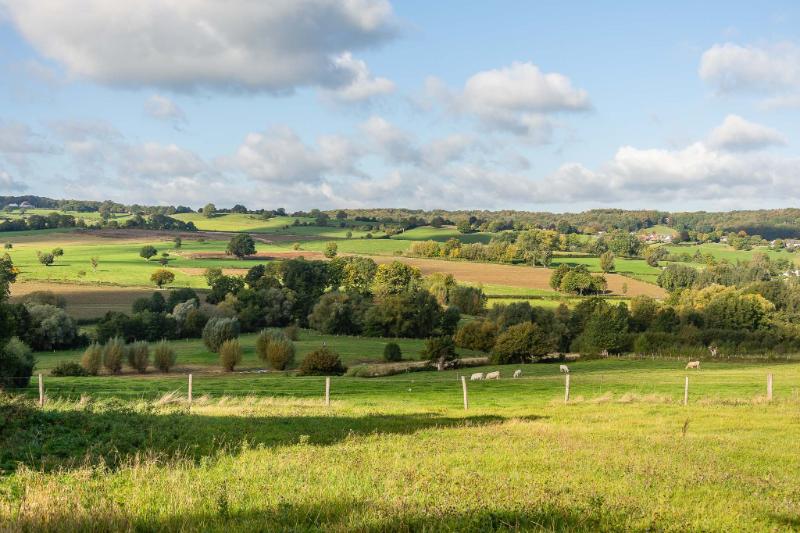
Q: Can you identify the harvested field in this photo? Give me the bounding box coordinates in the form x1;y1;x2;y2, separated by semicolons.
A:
11;282;165;320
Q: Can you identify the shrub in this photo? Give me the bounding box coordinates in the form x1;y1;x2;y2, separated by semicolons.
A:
0;337;35;389
255;329;287;360
219;339;243;372
448;285;487;315
126;341;150;373
383;342;402;362
103;337;125;374
454;320;498;352
25;304;79;350
81;343;103;375
153;341;177;372
202;317;240;352
266;338;295;370
50;361;88;377
285;324;300;341
298;346;346;376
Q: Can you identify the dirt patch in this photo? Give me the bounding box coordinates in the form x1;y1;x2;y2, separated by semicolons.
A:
10;282;159;320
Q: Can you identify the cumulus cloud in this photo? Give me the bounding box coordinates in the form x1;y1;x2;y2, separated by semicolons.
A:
425;62;590;142
144;95;187;127
706;115;786;151
2;0;398;93
322;53;395;103
0;120;54;154
700;42;800;107
231;126;360;184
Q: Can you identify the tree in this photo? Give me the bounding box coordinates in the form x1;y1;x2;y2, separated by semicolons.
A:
51;247;64;259
102;337;125;374
202;317;240;352
37;251;54;267
372;261;422;297
323;241;338;259
340;257;378;294
126;341;150;373
456;220;474;234
308;291;368;335
657;264;698;292
203;203;217;218
448;285;487;315
150;269;175;289
173;236;182;249
454;320;497;352
140;245;158;261
492;322;554;364
0;337;34;390
226;234;256;259
81;343;103;375
153;341;177;372
599;251;615;273
422;336;458;371
265;337;295;370
90;256;99;272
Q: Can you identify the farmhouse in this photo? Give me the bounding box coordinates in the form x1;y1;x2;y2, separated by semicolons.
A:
640;232;673;244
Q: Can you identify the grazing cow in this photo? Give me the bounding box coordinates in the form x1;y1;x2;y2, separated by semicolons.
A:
470;372;485;381
559;364;570;373
485;371;500;380
513;369;522;378
686;361;700;370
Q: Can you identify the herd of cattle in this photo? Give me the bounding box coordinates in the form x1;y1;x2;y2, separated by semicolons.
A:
469;361;702;381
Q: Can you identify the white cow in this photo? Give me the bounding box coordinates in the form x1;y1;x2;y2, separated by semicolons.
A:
470;372;485;381
559;364;570;373
485;371;500;380
686;361;700;370
513;369;522;378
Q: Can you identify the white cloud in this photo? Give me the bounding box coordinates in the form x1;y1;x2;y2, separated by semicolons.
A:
700;42;800;107
323;53;395;103
0;120;54;154
2;0;397;93
0;170;28;191
231;126;358;184
144;95;187;126
706;115;786;151
424;62;591;142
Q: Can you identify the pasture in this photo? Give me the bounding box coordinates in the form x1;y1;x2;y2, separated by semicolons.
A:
3;358;800;531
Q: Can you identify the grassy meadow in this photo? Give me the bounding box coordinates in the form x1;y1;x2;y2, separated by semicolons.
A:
3;358;800;530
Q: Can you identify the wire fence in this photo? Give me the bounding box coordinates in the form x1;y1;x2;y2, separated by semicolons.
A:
8;368;796;409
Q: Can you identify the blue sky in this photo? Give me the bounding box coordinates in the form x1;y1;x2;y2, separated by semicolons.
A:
0;0;799;211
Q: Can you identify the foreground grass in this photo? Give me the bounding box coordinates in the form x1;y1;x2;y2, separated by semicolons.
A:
3;358;800;531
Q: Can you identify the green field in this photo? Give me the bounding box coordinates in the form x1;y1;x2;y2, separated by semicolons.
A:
391;226;494;244
3;358;800;530
664;242;799;264
33;329;484;373
550;254;662;284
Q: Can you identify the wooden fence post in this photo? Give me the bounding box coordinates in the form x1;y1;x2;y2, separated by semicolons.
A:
325;377;331;406
564;374;570;404
188;374;193;405
684;376;689;406
38;373;44;408
767;373;773;401
461;376;468;410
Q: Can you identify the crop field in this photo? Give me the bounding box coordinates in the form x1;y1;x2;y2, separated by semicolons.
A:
3;358;800;530
390;226;494;244
551;254;663;284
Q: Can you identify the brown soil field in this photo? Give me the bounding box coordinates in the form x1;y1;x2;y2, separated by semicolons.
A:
11;282;162;320
188;251;665;298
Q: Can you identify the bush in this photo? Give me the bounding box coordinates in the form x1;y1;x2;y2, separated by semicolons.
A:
25;304;79;350
126;341;150;373
219;339;242;371
285;324;300;341
103;337;125;374
81;343;103;375
266;338;295;370
202;317;240;352
383;342;402;362
454;320;498;352
255;329;287;360
50;361;88;377
153;341;177;372
298;346;346;376
0;337;35;389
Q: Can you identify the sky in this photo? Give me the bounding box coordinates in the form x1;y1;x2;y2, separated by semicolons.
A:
0;0;799;212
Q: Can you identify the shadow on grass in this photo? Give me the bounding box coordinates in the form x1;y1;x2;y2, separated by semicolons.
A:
6;500;627;532
0;396;539;474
